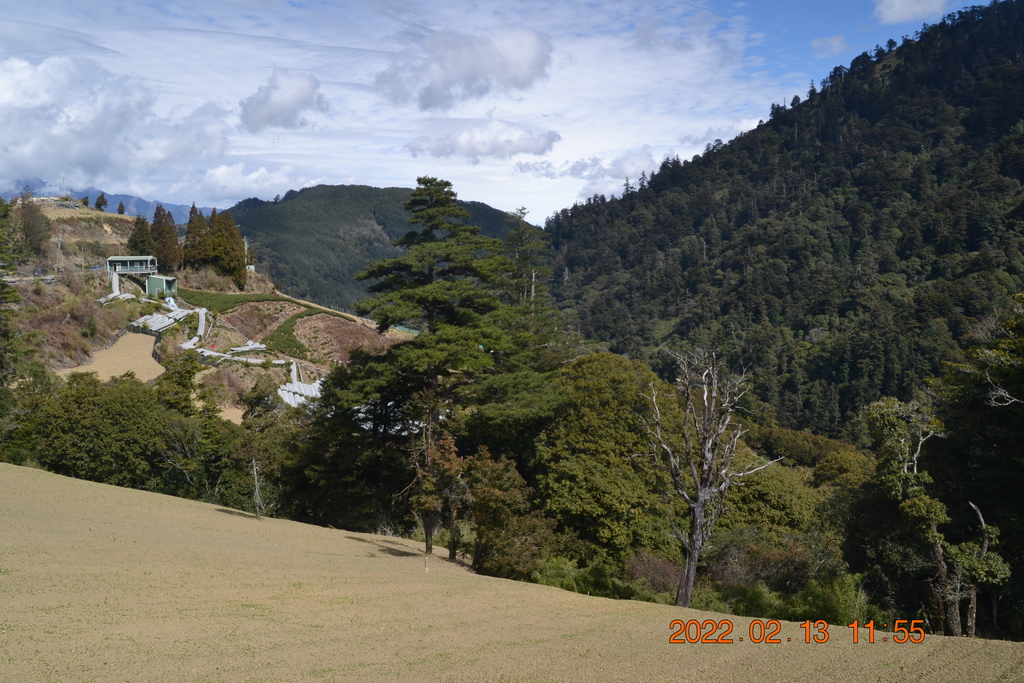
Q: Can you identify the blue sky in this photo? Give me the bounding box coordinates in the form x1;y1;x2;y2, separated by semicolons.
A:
0;0;964;222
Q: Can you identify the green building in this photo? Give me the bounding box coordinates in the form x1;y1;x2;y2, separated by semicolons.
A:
146;274;177;298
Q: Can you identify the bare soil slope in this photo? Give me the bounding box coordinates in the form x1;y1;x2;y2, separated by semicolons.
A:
2;464;1022;681
56;332;163;382
293;313;388;363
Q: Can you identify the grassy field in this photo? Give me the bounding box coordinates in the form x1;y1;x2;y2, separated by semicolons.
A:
2;463;1023;682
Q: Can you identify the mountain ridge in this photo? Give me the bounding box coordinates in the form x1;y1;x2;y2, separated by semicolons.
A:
0;177;214;223
227;182;519;311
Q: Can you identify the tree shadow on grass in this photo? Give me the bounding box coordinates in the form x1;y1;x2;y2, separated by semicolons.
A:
345;534;420;557
217;508;257;519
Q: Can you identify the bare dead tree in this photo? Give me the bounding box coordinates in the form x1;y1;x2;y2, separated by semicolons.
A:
985;372;1021;407
965;502;990;637
159;417;203;489
929;524;963;636
639;348;778;607
251;453;266;520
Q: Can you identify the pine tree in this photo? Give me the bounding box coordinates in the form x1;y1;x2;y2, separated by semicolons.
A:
207;209;247;288
150;205;182;273
15;190;50;256
126;215;158;256
357;177;504;333
347;177;511;555
0;198;22;410
95;192;108;212
182;204;208;268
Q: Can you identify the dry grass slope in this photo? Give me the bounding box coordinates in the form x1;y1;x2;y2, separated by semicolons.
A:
1;463;1023;682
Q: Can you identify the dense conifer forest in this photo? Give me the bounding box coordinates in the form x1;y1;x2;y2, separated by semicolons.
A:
546;0;1024;438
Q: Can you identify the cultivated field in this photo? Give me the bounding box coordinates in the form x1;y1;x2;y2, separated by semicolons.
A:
1;463;1022;682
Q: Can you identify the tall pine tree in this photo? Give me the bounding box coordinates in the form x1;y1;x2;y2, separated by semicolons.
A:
207;209;247;288
313;178;512;555
126;215;158;256
150;205;182;273
182;204;209;268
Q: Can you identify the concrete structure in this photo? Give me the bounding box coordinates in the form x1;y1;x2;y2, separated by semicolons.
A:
146;274;177;297
98;271;136;304
278;379;323;408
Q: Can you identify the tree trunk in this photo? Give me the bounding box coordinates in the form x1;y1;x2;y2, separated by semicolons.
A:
676;552;699;607
932;535;962;636
966;586;978;637
965;502;989;638
424;515;434;556
250;455;263;520
448;514;459;561
991;590;999;636
676;511;704;607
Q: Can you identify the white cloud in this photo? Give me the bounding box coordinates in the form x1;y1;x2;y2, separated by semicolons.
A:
514;160;559;179
811;35;849;58
376;27;552;110
405;120;560;162
199;163;307;204
630;8;750;59
239;68;329;133
873;0;949;25
516;147;658;200
0;1;889;222
0;56;229;187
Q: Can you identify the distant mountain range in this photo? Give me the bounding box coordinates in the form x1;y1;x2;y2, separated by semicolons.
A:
0;177;212;222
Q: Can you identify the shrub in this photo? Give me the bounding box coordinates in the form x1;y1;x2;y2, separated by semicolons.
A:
690;580;732;613
782;573;882;625
532;556;580;592
624;549;681;595
720;581;786;618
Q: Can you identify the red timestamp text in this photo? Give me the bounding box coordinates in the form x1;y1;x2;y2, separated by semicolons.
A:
669;618;927;644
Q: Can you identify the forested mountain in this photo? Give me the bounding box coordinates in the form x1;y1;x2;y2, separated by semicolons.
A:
228;184;518;311
546;1;1024;440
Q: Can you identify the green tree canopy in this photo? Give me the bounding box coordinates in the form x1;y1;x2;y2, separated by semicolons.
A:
182;204;209;267
150;204;183;273
182;205;247;287
207;209;247;288
126;215;158;256
35;372;168;489
534;353;682;568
